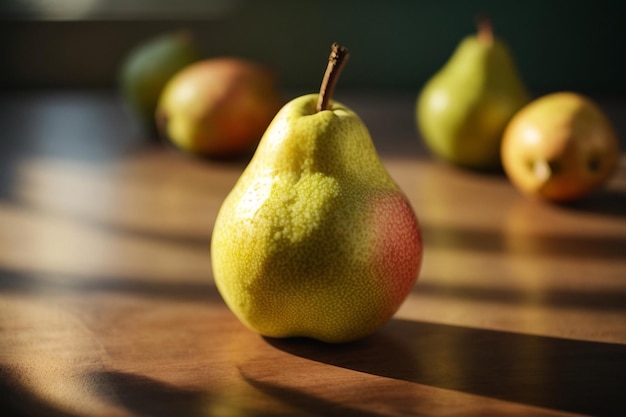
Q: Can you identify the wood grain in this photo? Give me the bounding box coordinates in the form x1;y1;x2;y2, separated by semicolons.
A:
0;91;625;417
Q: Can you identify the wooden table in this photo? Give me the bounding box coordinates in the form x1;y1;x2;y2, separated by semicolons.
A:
0;91;625;417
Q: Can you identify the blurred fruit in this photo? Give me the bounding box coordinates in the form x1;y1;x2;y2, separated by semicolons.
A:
119;31;200;132
416;18;529;170
501;92;619;202
156;58;283;158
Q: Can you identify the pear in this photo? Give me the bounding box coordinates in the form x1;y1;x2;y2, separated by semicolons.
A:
501;92;619;202
417;18;530;170
119;31;199;133
211;44;423;343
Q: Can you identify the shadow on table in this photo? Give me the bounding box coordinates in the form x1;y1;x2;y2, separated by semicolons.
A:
559;188;626;219
0;367;219;417
414;279;626;312
0;266;221;304
422;222;626;261
88;371;287;417
0;366;80;417
93;372;208;417
264;319;626;417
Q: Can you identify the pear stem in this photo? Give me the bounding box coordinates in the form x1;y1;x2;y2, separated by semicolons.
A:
316;43;350;112
476;14;494;44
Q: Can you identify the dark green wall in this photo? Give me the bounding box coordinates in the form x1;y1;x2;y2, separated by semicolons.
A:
2;0;625;96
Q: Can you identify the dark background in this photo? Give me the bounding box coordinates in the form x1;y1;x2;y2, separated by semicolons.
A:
1;0;625;97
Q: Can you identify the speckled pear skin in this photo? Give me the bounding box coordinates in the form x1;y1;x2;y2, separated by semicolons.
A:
211;94;422;343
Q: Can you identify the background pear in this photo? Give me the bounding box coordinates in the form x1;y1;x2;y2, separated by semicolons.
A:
211;44;423;343
119;31;199;133
417;19;530;170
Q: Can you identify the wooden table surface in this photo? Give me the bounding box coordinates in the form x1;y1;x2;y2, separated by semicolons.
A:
0;91;625;417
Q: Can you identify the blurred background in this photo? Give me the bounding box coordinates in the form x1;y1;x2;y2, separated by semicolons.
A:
1;0;625;96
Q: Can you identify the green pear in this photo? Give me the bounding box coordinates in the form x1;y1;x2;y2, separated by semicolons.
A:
211;44;423;343
119;31;199;133
417;18;530;170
